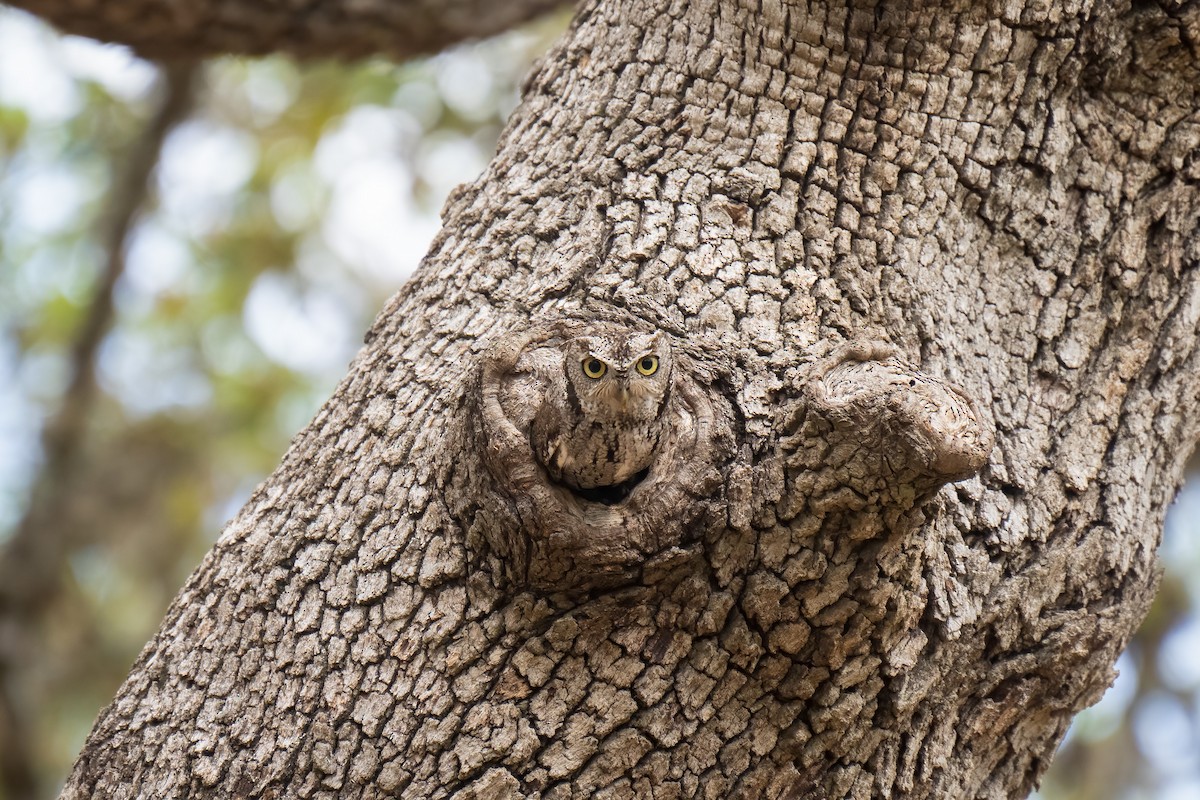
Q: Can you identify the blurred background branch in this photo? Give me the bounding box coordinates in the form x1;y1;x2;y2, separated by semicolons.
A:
0;60;197;800
3;0;567;60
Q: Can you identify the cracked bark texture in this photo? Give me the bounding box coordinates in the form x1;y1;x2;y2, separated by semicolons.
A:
58;0;1200;798
6;0;566;59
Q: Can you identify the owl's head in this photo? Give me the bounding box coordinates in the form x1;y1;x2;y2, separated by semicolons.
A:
565;329;672;423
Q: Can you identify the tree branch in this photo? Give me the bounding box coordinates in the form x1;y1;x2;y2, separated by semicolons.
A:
0;63;197;800
7;0;568;60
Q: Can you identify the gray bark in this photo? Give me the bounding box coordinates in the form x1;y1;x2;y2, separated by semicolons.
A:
60;0;1200;798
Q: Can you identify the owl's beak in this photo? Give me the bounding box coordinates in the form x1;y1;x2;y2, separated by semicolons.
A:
617;377;631;406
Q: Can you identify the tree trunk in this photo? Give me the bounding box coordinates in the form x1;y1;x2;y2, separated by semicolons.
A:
60;0;1200;798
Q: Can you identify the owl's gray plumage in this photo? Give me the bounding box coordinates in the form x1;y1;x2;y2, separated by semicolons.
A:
532;328;672;492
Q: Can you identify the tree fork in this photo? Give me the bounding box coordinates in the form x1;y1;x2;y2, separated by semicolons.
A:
60;0;1200;798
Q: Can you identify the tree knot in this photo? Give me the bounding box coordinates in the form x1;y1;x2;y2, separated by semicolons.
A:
779;341;994;519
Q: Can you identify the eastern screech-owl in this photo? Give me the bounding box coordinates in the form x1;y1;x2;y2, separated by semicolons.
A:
533;329;673;492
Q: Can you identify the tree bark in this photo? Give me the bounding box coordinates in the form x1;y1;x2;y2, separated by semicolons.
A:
60;0;1200;798
7;0;566;59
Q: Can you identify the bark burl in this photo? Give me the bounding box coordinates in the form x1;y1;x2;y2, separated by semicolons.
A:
59;0;1200;798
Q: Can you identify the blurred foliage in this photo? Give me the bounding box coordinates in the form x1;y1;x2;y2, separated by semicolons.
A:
0;5;1197;800
1037;465;1200;800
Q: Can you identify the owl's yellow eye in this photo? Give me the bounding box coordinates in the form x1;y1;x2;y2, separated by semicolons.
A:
635;355;659;376
582;357;607;379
